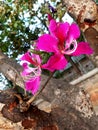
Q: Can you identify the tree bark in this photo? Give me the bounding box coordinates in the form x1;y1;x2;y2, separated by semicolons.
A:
0;50;24;89
62;0;98;65
0;50;98;130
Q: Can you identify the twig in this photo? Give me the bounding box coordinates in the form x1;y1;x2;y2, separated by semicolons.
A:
69;57;82;76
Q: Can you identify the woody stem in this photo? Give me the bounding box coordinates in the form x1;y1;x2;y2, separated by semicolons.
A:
69;57;82;76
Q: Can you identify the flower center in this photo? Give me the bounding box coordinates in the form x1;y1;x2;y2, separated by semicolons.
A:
63;40;77;55
70;43;74;50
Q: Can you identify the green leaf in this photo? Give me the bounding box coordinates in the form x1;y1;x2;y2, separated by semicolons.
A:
7;0;12;2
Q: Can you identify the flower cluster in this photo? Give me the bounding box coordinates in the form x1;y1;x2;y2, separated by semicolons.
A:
20;16;93;95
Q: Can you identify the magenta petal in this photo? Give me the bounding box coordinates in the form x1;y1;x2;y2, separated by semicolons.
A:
25;76;40;94
37;34;58;53
69;23;80;39
21;63;33;76
72;42;94;56
22;62;28;70
49;20;70;43
47;14;53;22
22;66;37;76
31;54;42;65
49;19;57;34
67;23;80;44
42;54;68;72
20;52;35;65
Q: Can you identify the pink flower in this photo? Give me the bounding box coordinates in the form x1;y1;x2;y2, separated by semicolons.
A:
37;18;93;72
20;52;42;94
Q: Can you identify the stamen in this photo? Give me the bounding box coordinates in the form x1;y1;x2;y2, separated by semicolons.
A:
22;67;41;82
